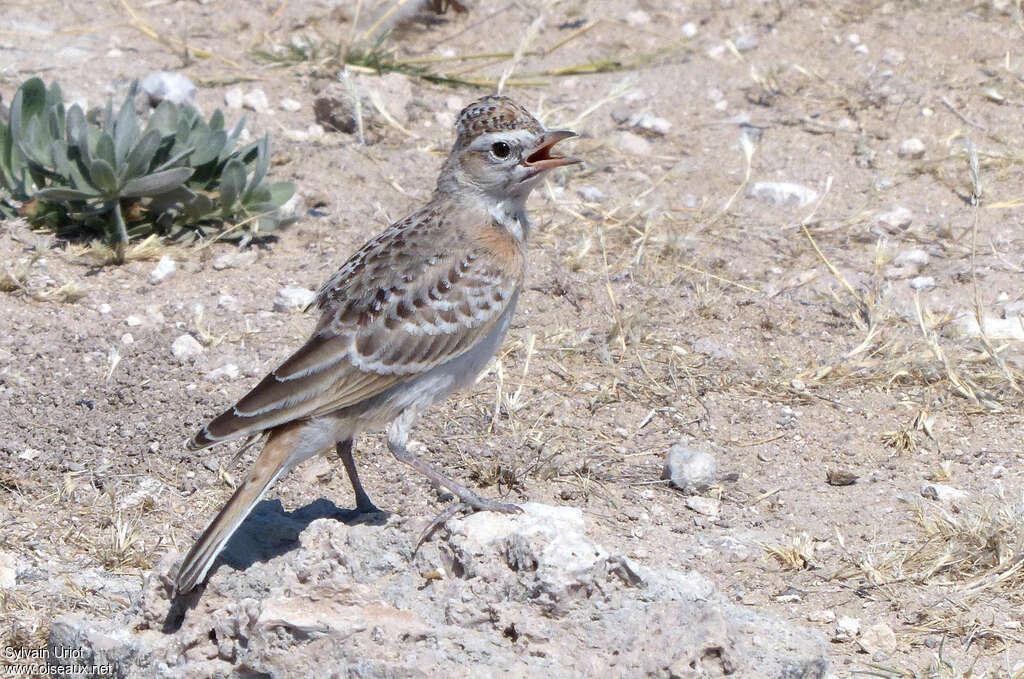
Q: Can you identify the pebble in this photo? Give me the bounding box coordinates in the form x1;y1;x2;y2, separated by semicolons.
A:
273;286;316;312
921;484;968;504
833;616;861;642
616;131;652;155
893;249;929;268
898;138;926;159
1002;300;1024;319
98;303;112;314
277;192;307;226
627;112;672;135
625;10;650;26
875;206;913;231
956;314;1024;340
212;250;258;271
121;333;134;345
138;71;196;107
207;364;240;381
280;98;302;112
217;294;240;312
746;181;819;208
662;444;717;494
909;276;935;291
684;496;720;518
148;255;176;284
734;33;758;52
243;89;271;114
0;551;17;588
881;48;905;66
682;22;698;38
125;315;143;327
224;87;244;109
171;334;204;362
807;610;836;624
858;622;898;657
577;185;606;203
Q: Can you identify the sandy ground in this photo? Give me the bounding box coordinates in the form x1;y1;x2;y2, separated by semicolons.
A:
2;0;1024;676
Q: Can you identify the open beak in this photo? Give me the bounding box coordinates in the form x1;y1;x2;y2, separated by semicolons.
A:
522;129;581;173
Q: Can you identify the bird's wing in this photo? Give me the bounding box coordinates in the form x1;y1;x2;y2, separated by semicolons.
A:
188;208;523;450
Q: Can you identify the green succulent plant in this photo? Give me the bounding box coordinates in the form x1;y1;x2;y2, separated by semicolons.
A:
0;77;296;261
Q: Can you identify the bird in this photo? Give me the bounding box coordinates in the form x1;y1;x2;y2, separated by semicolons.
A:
174;95;580;594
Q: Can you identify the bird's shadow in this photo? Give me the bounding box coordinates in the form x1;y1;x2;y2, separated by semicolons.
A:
164;498;387;632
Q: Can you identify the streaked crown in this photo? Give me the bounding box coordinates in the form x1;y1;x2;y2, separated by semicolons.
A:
455;95;545;143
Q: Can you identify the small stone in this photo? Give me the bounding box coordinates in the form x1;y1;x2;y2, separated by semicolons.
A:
243;89;270;113
148;255;176;284
280;98;302;112
0;551;17;588
98;303;112;314
217;294;240;312
224;87;244;109
212;250;258;271
893;249;930;268
139;71;196;107
898;138;926;159
746;181;819;208
277;192;306;226
734;33;758;51
627;112;672;135
662;444;717;494
1002;300;1024;319
921;484;968;504
807;610;836;624
684;496;720;517
125;315;143;327
577;185;606;203
847;33;861;45
616;131;652;155
876;206;913;231
625;10;650;26
121;333;134;345
207;364;240;381
682;22;698;38
834;616;861;642
826;469;858;486
273;286;316;312
171;334;204;362
881;48;905;66
955;313;1024;340
858;622;898;657
992;465;1007;479
909;276;935;291
854;44;869;55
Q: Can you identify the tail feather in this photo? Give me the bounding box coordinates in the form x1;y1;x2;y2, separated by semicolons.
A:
175;427;298;594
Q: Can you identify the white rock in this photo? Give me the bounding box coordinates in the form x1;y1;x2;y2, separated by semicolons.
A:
834;616;861;642
243;88;270;113
662;444;717;493
139;71;196;106
217;294;240;312
921;484;969;504
171;334;204;362
121;333;134;345
207;363;240;381
279;98;302;112
616;131;652;155
125;315;143;327
273;286;316;312
807;609;836;624
684;496;720;518
277;192;306;226
846;33;861;45
98;303;112;314
147;255;176;284
1002;300;1024;319
625;10;650;26
682;22;698;38
627;112;672;135
955;313;1024;341
734;33;758;51
893;249;930;268
306;123;325;140
898;138;926;159
118;477;162;511
224;87;244;109
881;48;905;66
212;250;258;271
854;44;869;55
876;206;913;230
0;551;17;588
909;276;935;291
577;185;606;203
746;181;819;208
858;622;898;656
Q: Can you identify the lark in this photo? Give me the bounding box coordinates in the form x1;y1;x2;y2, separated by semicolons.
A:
175;95;580;593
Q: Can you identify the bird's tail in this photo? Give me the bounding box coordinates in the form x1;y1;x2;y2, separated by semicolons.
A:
175;423;309;594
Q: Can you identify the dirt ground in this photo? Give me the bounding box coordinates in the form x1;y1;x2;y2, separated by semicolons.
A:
2;0;1024;676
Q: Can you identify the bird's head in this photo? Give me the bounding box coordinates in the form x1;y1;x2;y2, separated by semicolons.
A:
437;95;580;204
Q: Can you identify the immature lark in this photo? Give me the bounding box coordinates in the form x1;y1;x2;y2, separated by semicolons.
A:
175;95;579;593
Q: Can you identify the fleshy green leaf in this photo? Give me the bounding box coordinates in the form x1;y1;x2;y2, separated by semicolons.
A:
218;158;246;215
88;159;118;194
125;130;163;179
95;132;115;167
121;167;194;198
37;186;100;201
113;96;140;167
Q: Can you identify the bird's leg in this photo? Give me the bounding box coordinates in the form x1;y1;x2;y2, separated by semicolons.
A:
335;438;382;515
387;415;521;515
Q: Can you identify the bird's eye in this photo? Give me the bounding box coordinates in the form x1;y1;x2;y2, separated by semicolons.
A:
490;141;511;159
